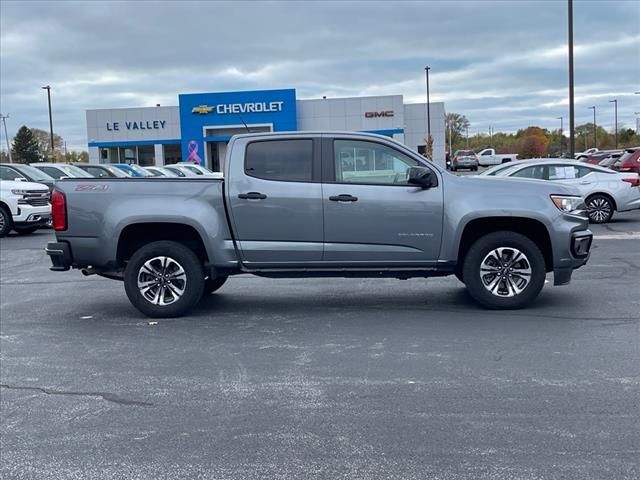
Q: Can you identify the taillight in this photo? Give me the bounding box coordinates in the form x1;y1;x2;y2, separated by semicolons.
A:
622;177;640;187
51;190;67;231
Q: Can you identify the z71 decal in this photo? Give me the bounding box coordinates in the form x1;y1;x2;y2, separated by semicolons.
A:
74;184;109;192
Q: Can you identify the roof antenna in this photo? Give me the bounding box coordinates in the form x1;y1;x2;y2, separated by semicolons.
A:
237;114;252;133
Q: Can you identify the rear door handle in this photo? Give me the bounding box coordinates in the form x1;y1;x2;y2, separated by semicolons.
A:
329;194;358;202
238;192;267;200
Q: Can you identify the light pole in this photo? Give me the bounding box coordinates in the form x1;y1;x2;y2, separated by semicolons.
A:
424;66;431;140
466;125;469;149
0;113;11;162
556;116;564;156
568;0;576;157
609;99;618;149
41;85;55;160
588;106;597;148
489;126;493;147
635;112;640;135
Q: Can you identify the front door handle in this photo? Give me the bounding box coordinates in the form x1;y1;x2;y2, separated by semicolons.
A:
579;181;591;185
238;192;267;200
329;194;358;202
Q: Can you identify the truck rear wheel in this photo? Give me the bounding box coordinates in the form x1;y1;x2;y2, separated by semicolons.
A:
124;241;204;318
462;231;545;309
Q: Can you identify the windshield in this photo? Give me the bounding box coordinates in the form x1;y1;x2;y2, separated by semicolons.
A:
183;165;204;175
15;164;55;181
128;164;153;177
59;165;93;177
105;166;128;177
457;151;476;157
479;163;518;176
614;150;636;165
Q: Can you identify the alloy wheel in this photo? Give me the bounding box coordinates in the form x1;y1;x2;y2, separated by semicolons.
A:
137;256;187;305
479;247;532;297
587;198;611;223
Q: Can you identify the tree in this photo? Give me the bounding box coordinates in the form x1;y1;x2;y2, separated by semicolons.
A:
517;134;549;159
446;112;470;151
11;126;41;163
31;128;64;161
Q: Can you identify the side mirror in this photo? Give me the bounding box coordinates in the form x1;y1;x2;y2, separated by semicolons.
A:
14;177;25;182
407;166;437;189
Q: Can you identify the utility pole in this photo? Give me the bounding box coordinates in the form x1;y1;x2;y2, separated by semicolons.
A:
0;113;11;162
568;0;576;157
634;112;640;135
424;66;431;140
588;106;597;148
609;99;618;149
42;85;55;160
466;125;469;149
556;116;564;156
489;126;493;147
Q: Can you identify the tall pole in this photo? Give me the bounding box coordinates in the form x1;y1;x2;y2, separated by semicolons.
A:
42;85;54;160
424;66;431;139
489;126;493;147
609;99;617;149
0;113;11;163
588;106;597;148
556;116;563;156
568;0;576;157
635;112;640;135
466;125;469;149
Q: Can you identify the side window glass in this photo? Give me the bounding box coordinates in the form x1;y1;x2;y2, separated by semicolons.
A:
40;167;63;179
245;139;313;182
576;167;592;178
548;165;577;180
512;166;544;179
334;140;420;185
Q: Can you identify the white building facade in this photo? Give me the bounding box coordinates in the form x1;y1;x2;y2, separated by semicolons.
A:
86;89;446;168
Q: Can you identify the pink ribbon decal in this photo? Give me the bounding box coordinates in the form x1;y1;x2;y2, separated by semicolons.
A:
186;140;202;164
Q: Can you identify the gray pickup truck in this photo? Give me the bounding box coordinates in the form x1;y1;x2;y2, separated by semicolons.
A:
46;132;592;317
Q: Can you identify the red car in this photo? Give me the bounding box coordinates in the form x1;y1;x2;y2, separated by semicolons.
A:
581;150;621;165
612;147;640;175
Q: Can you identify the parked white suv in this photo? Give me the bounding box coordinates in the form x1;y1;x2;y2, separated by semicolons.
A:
0;179;51;237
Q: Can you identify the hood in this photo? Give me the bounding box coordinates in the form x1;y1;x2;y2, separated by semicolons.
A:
1;179;51;192
450;172;582;197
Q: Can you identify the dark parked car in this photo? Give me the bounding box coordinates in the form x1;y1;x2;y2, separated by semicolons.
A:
612;147;640;175
0;163;56;192
598;153;622;169
72;163;129;178
581;151;621;165
449;150;479;172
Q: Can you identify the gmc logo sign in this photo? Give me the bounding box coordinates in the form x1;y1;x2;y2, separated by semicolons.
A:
365;111;394;118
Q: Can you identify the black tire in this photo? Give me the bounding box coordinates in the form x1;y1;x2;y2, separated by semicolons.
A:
0;207;12;238
124;241;204;318
203;275;228;296
15;226;40;235
586;194;614;224
462;231;546;309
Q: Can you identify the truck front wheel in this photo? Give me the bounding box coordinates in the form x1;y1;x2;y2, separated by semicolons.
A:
462;231;546;309
124;241;204;318
0;207;12;238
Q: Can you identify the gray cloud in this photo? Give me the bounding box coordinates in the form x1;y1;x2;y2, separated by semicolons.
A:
1;0;638;150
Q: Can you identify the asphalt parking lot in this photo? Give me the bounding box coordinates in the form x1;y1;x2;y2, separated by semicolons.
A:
1;213;639;479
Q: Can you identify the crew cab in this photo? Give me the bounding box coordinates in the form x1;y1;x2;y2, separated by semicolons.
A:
46;132;592;318
0;180;51;237
476;148;519;167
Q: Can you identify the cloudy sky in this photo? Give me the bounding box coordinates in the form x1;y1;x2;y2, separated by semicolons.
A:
1;0;638;151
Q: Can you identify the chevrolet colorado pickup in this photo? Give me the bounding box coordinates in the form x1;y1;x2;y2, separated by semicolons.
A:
46;132;593;317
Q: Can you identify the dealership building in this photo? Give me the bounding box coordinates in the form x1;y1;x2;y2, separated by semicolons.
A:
86;88;446;169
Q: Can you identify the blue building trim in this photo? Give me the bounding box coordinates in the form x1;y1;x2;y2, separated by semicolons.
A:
88;139;181;147
363;129;404;135
202;135;233;143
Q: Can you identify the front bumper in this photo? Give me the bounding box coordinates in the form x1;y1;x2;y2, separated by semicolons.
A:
553;230;593;285
45;241;72;271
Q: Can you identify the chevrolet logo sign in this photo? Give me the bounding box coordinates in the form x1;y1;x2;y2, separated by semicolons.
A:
192;105;214;114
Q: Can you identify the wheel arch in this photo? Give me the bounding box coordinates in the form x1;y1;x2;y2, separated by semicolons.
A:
456;217;553;273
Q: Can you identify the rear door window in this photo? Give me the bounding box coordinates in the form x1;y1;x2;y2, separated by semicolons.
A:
245;139;313;182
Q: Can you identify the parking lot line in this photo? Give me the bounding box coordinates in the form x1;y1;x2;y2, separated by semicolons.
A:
592;232;640;240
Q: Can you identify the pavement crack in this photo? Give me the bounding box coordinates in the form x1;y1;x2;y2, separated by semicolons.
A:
0;384;153;407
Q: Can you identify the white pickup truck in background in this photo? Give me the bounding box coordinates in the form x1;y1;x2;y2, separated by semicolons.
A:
0;179;51;237
476;148;519;167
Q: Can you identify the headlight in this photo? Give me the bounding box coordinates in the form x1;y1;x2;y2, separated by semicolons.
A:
550;195;585;213
11;189;29;195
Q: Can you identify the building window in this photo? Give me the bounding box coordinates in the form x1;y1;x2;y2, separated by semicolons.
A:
245;139;313;182
163;144;182;165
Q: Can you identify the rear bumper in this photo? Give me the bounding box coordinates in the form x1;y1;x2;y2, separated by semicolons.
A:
45;241;72;271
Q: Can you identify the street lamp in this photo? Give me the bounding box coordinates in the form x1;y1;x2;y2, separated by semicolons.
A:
556;116;564;156
424;66;431;140
609;99;618;149
0;113;11;162
568;0;576;157
588;106;597;148
41;85;54;160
